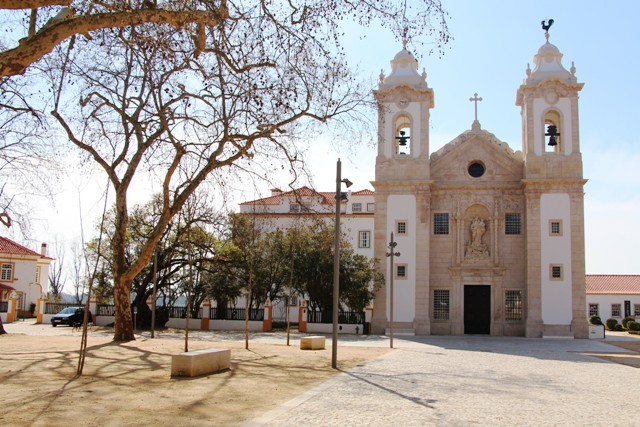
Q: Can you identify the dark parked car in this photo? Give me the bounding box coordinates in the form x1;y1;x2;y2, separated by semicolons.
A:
51;307;92;327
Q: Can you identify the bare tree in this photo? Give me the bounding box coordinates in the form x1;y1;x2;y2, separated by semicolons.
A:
0;73;56;238
4;1;450;341
0;1;230;77
48;240;66;300
70;241;87;304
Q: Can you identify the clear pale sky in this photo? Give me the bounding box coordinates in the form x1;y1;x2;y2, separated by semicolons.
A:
24;1;640;276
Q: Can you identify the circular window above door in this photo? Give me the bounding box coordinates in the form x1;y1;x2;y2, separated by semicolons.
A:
468;161;485;178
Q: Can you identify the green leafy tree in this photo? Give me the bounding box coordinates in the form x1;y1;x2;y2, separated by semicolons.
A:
288;223;382;318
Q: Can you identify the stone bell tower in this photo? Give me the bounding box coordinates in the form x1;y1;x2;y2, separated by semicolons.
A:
370;44;434;335
516;24;588;338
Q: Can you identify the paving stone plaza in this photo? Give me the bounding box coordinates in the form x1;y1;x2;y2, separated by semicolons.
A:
247;335;639;426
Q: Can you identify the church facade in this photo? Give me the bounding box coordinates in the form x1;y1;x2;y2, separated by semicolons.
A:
370;32;589;338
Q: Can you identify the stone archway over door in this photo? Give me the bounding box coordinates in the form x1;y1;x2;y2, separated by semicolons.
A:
464;285;491;334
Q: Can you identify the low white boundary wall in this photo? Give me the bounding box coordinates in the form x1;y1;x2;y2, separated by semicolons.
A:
306;323;364;334
165;318;202;330
211;319;264;332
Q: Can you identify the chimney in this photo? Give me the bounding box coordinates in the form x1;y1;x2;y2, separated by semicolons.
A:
270;188;283;197
41;243;47;257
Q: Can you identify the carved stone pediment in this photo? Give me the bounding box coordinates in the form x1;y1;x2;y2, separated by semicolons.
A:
430;131;523;184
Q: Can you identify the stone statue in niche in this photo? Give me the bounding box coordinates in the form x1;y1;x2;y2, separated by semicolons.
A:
466;216;490;260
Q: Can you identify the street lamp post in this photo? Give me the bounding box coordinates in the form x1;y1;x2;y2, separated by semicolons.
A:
151;249;158;338
332;158;352;369
386;232;400;348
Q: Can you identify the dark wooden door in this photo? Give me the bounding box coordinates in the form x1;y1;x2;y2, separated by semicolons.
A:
464;285;491;334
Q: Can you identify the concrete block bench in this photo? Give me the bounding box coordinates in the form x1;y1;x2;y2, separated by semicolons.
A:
171;348;230;377
300;336;326;350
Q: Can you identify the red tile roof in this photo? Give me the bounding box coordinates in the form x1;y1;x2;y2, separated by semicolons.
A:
0;236;44;258
240;186;372;206
351;189;375;196
0;283;16;291
586;275;640;295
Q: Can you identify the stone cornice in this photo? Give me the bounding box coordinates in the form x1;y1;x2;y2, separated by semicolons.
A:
516;79;584;106
371;180;434;192
374;85;435;109
522;178;588;194
449;265;507;278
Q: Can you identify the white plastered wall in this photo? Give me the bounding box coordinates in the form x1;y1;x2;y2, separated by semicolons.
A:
540;193;572;324
586;294;640;321
386;194;416;322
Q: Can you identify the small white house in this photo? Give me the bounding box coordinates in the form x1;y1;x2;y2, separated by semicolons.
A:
586;275;640;321
0;236;53;321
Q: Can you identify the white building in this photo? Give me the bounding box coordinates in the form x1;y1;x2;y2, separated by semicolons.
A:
586;275;640;322
0;236;53;321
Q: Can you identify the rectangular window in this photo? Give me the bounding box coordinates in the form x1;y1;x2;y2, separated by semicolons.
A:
505;290;523;321
36;266;41;285
367;203;375;212
358;231;371;248
634;304;640;317
550;264;563;280
589;303;599;317
505;213;521;235
396;221;407;236
433;290;450;320
1;263;13;281
352;203;362;212
611;303;622;317
395;264;407;279
434;213;449;235
289;203;300;213
549;220;563;236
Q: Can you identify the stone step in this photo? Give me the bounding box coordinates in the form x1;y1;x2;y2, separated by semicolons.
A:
542;334;575;339
385;328;415;336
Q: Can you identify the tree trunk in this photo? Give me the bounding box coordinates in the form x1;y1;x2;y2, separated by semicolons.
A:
113;276;134;341
111;188;135;341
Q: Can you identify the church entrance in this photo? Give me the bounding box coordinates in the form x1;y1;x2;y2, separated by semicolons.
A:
464;285;491;334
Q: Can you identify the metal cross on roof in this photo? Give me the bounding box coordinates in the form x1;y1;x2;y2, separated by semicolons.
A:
469;92;483;122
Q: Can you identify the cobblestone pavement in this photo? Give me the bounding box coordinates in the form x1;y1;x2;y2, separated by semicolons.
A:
245;335;640;427
5;321;640;426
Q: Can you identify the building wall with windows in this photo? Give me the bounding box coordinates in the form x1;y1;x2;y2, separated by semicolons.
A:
0;237;53;314
586;275;640;322
239;187;375;322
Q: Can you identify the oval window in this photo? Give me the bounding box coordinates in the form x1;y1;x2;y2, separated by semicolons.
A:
468;162;485;178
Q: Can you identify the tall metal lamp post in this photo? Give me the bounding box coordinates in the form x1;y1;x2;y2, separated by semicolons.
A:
332;158;352;369
151;248;158;338
386;232;400;348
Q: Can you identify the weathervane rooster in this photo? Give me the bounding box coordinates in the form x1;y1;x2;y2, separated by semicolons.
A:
542;19;554;33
